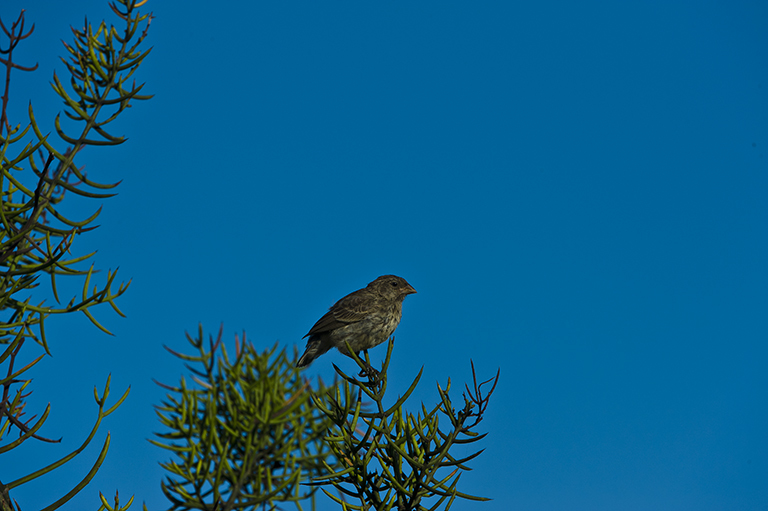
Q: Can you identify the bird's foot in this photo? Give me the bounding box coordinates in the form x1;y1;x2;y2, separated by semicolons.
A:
358;363;381;385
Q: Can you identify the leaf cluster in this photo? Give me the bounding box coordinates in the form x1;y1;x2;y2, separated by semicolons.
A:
153;325;341;511
0;376;129;511
0;0;153;352
0;1;152;510
310;340;499;511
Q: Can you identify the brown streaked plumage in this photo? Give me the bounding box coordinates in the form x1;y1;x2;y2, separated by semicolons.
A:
297;275;416;369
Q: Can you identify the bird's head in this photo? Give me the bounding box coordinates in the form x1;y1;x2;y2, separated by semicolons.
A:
370;275;417;300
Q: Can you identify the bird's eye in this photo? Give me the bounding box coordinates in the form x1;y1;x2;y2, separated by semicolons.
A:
390;280;398;287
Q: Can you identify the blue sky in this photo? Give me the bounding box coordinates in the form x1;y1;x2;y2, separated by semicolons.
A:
1;1;766;510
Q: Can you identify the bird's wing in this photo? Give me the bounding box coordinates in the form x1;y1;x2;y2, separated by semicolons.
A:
304;290;373;337
304;310;346;337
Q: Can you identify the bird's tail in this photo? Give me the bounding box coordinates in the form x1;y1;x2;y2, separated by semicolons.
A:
296;336;330;367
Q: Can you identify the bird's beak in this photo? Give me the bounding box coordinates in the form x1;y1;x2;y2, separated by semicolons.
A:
404;285;417;295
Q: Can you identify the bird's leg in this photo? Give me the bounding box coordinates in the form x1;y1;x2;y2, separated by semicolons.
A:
357;350;380;381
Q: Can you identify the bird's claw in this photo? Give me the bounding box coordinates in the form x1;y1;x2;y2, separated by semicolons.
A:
358;364;381;386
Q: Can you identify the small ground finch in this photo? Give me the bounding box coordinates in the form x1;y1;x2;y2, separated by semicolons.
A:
297;275;416;369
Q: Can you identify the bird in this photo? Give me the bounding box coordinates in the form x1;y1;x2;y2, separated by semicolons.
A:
297;275;416;374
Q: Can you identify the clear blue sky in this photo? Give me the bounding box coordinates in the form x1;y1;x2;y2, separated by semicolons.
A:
2;1;766;510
